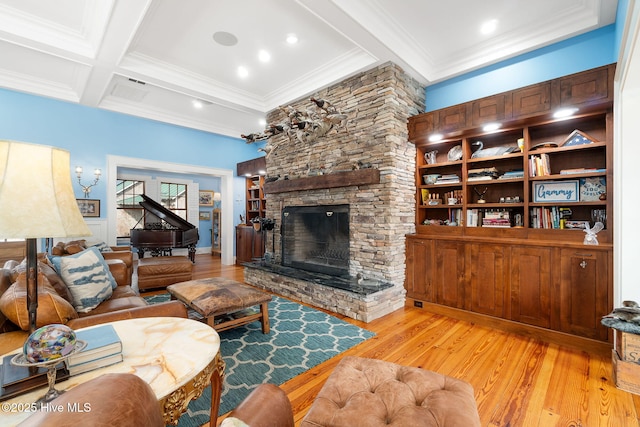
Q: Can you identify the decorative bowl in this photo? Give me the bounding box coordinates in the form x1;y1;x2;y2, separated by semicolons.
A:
423;174;440;185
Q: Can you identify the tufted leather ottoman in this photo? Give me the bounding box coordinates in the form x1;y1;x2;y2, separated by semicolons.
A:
301;356;481;427
137;255;193;291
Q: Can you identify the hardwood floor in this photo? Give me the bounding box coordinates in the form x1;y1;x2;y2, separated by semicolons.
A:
186;254;640;427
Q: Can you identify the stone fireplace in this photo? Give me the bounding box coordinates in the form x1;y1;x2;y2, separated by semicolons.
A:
244;62;425;322
281;204;350;277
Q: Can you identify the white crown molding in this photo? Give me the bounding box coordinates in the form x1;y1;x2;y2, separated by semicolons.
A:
0;68;82;102
262;47;377;109
118;52;269;111
98;96;250;138
0;0;114;59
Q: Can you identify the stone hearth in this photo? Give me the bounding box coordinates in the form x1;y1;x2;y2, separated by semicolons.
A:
244;62;425;322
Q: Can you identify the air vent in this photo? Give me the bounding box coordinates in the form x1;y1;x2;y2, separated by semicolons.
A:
111;83;148;102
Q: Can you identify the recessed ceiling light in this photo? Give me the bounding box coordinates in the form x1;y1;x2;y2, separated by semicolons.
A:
192;100;203;109
553;107;579;118
259;118;267;126
212;31;238;47
237;66;249;78
480;19;498;35
258;50;271;62
286;33;298;44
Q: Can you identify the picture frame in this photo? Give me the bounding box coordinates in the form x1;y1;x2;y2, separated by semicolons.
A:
532;180;579;203
199;190;215;206
199;210;211;221
77;199;100;217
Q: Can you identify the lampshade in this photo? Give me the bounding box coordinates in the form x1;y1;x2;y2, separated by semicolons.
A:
0;140;91;238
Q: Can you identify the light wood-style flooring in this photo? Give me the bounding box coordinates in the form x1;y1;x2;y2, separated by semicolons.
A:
181;254;640;427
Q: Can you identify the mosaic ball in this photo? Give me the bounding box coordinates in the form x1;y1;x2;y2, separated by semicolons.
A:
23;324;77;363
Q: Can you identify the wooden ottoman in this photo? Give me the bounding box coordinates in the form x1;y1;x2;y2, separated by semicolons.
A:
301;356;481;427
167;277;272;333
137;256;193;291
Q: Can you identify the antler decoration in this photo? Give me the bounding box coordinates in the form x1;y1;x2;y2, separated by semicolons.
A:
241;98;348;155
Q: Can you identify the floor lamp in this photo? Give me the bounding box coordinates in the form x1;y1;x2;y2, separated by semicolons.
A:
0;140;91;334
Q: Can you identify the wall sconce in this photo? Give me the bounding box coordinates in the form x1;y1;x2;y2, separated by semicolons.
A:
75;166;101;198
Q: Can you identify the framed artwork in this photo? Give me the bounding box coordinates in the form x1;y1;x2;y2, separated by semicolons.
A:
77;199;100;217
532;180;579;203
199;190;215;206
199;210;211;221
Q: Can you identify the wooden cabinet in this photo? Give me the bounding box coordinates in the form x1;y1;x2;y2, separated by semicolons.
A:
467;243;507;318
434;240;465;308
559;248;610;341
509;246;553;329
235;225;263;264
405;238;434;302
405;64;615;343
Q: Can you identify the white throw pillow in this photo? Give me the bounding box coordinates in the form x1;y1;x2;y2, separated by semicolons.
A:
51;247;115;313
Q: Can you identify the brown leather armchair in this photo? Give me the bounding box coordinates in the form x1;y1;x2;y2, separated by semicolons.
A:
223;383;294;427
18;373;164;427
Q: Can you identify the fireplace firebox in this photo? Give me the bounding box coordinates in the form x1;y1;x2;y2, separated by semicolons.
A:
281;204;349;277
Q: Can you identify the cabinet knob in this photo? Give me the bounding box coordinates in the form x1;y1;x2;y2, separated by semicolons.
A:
580;260;587;269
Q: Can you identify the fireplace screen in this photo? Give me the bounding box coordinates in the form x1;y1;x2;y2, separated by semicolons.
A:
281;204;349;277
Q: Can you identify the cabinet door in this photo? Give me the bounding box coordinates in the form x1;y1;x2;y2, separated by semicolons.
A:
405;238;434;302
559;249;610;341
467;243;507;317
510;246;552;328
236;226;262;264
434;240;465;308
512;82;551;118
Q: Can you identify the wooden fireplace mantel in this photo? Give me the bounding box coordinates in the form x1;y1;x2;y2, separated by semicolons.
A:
263;168;380;194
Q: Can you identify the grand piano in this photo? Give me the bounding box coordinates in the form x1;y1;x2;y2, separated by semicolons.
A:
131;194;199;262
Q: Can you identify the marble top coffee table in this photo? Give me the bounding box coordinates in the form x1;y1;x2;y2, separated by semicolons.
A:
168;277;272;334
0;317;223;426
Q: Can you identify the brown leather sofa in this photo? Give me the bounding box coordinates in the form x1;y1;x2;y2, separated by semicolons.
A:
0;255;187;354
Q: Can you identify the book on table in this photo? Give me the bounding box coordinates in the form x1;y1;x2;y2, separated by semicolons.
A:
66;324;122;368
67;352;124;376
0;354;70;401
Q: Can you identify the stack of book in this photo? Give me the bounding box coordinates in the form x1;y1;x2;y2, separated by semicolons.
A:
435;174;460;184
1;355;70;401
65;324;123;376
468;167;498;181
482;210;512;228
499;169;524;180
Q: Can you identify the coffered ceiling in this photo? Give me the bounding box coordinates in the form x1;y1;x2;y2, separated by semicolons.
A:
0;0;617;139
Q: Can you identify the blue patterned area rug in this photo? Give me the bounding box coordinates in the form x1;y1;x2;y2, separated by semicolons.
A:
144;293;375;427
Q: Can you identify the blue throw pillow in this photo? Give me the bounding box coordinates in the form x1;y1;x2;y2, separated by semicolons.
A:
48;247;115;313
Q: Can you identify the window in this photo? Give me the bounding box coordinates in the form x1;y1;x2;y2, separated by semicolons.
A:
116;179;145;237
160;182;187;220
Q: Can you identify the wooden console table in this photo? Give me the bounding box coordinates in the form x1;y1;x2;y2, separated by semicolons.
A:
0;317;223;426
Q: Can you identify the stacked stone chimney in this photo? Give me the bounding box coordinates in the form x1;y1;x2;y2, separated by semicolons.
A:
246;62;425;321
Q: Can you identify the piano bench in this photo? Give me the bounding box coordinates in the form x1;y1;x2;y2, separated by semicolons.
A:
137;256;194;292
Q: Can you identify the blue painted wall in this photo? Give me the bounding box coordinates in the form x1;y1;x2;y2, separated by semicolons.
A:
0;88;261;249
426;25;619;111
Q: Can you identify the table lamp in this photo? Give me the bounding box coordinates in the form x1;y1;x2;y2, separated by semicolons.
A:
0;140;91;333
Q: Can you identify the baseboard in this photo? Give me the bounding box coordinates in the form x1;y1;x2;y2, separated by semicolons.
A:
405;298;612;358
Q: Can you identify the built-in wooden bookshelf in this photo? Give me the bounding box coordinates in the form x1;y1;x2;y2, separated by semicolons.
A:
406;64;615;343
